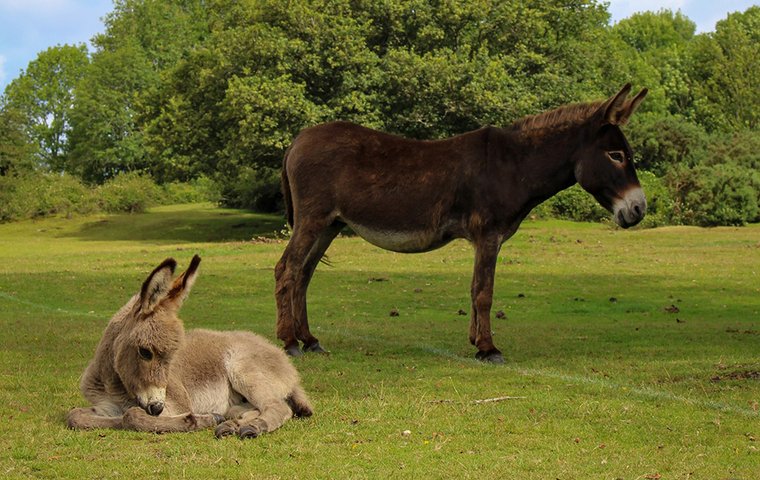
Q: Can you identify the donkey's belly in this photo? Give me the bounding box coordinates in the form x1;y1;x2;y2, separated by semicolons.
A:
346;222;451;253
189;380;231;414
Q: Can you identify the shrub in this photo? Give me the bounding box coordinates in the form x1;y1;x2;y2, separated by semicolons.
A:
666;163;759;226
163;176;221;204
626;113;707;175
546;184;610;223
96;171;165;213
220;165;282;212
636;170;674;227
0;173;97;222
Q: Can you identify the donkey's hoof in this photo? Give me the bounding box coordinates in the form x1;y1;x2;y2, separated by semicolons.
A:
238;425;261;439
475;349;505;364
214;421;236;438
212;413;226;425
285;345;303;357
303;341;328;354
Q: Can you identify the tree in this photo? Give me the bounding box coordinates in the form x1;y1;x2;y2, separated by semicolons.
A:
67;45;157;183
686;7;760;131
2;44;89;172
0;103;36;175
612;10;696;117
67;0;211;183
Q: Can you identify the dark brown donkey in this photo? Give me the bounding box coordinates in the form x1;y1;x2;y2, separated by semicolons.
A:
275;83;648;363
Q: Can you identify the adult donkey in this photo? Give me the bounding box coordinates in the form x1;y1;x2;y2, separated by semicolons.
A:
275;84;648;363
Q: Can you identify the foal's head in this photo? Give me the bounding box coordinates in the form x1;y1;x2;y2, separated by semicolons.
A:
573;84;648;228
113;255;200;416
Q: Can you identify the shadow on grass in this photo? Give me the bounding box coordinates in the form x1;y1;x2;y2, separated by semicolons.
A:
61;204;285;243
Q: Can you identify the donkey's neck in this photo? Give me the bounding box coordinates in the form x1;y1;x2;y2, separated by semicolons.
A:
502;126;581;201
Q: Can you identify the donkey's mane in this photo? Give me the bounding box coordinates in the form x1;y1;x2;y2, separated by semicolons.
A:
509;101;604;133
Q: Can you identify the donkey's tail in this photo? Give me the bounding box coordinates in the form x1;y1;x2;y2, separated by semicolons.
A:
287;385;313;418
281;146;294;228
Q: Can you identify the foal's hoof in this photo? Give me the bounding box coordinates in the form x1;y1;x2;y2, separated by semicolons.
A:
303;341;328;354
285;345;304;357
214;422;235;439
238;425;261;439
475;349;505;364
212;413;226;425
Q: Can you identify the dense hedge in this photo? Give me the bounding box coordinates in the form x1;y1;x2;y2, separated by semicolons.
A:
0;173;219;223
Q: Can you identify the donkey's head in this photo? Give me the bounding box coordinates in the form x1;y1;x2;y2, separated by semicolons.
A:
113;255;201;416
573;84;648;228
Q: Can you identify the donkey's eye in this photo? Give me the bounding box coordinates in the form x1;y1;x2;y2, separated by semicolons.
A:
607;151;625;163
138;347;153;361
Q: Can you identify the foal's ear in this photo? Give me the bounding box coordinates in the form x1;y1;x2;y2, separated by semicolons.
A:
140;258;177;313
600;84;648;126
164;254;201;310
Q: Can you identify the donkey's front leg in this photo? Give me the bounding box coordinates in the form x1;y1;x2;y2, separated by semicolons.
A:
67;406;124;430
121;407;224;433
470;236;504;363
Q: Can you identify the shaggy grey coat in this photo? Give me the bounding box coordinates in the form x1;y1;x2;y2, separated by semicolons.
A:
67;255;312;438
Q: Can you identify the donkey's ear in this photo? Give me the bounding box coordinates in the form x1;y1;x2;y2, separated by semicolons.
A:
620;88;648;125
140;258;177;313
164;255;201;309
600;83;633;126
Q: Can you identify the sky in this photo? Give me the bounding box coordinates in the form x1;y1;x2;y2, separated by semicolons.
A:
0;0;758;92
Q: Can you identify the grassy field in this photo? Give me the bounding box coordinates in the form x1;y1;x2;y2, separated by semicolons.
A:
0;203;758;479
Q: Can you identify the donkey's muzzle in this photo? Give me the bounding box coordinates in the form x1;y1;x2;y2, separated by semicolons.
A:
613;187;647;228
146;402;164;416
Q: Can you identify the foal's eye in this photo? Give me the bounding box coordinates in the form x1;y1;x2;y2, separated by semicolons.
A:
607;151;625;163
138;347;153;361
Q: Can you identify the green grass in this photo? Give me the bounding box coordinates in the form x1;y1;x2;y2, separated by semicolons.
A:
0;203;758;479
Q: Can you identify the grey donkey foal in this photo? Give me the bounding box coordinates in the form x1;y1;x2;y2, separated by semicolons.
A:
67;255;313;438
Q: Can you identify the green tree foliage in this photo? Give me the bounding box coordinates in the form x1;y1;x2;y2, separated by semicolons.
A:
626;113;707;175
0;104;36;175
67;45;157;183
688;7;760;130
0;1;757;225
2;44;89;172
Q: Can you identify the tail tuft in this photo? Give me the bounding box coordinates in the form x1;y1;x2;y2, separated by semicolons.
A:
287;386;313;418
281;146;294;227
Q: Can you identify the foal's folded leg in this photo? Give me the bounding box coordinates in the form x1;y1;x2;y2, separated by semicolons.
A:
121;406;223;433
237;400;293;439
214;407;261;439
67;406;123;430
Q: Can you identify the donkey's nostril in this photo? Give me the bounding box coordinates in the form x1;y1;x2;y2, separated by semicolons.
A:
147;402;164;416
633;204;641;216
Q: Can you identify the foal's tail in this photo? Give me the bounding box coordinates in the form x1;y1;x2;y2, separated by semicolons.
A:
287;385;313;418
281;145;294;228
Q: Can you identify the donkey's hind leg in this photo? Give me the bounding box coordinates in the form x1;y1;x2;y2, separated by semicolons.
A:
275;218;336;355
236;400;293;439
294;222;343;353
225;356;304;439
214;404;261;438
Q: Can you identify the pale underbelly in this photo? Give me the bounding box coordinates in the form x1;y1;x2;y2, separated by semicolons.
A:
345;221;451;253
189;382;233;414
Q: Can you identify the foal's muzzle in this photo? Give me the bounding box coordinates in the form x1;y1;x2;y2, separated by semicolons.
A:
136;386;166;416
613;187;647;228
146;402;164;416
